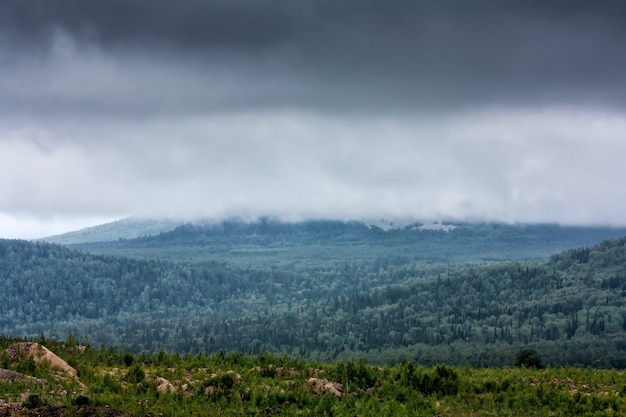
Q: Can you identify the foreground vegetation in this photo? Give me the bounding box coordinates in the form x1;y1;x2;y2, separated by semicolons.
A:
1;336;625;416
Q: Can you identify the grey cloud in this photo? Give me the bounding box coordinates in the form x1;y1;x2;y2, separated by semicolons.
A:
1;0;625;119
2;109;625;225
1;1;626;237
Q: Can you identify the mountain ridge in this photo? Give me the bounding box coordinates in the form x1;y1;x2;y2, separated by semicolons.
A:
39;217;184;245
63;219;626;266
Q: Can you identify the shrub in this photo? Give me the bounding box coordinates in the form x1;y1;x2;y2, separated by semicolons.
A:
124;364;146;384
102;374;122;393
24;393;42;409
123;351;134;367
73;394;91;406
514;348;544;369
431;365;459;396
202;373;238;402
16;356;37;375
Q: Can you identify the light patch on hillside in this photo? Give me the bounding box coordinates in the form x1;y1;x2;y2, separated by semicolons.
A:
416;222;457;232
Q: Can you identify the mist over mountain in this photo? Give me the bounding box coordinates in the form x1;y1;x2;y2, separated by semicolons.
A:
2;1;626;238
58;218;626;266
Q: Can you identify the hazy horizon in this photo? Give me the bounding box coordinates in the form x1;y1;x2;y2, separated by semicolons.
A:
19;215;626;242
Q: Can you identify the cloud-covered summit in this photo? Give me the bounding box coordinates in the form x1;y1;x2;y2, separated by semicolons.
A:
1;1;625;238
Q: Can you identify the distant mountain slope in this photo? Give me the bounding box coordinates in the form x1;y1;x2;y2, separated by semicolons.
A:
40;217;183;244
69;219;626;266
3;235;626;367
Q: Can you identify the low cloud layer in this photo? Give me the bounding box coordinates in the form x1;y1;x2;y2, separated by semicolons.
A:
1;1;625;238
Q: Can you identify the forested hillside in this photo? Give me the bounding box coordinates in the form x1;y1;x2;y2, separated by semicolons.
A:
41;217;182;245
0;239;417;339
194;237;626;367
2;228;626;368
65;220;626;266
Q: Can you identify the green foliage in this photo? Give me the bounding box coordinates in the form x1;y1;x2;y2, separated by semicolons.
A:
24;393;42;409
124;363;145;384
15;354;37;375
73;394;91;406
3;337;626;416
515;348;544;369
397;361;459;396
431;365;460;396
101;373;122;393
0;352;9;369
122;350;134;367
334;359;377;390
200;372;238;403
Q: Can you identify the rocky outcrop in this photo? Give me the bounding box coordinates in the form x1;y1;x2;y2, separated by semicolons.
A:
308;377;343;398
4;342;79;379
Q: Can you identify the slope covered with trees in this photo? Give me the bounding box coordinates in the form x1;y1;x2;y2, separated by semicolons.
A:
2;226;626;367
192;237;626;367
40;217;183;245
65;219;626;266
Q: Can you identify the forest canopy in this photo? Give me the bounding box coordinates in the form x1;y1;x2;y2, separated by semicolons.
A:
2;221;626;368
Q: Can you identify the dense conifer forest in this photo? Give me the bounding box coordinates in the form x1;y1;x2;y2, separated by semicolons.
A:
2;220;626;368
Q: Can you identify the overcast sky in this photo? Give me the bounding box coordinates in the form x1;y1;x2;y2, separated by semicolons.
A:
1;0;626;239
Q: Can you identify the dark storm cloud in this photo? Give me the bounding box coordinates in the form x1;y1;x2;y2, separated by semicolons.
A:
2;0;625;118
2;1;626;238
